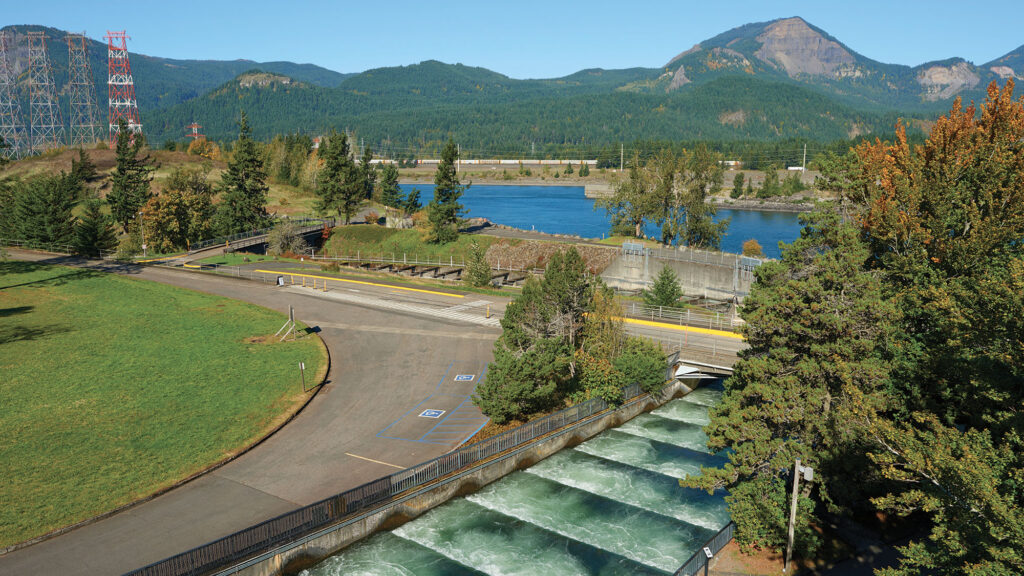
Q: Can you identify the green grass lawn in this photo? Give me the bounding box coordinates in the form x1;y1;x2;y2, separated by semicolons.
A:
324;224;506;262
0;261;324;547
195;253;302;267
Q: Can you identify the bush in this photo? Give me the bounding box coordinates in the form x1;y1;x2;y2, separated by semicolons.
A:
642;265;684;308
320;261;340;273
613;337;667;393
466;240;492;287
267;220;309;256
364;210;380;225
741;239;764;257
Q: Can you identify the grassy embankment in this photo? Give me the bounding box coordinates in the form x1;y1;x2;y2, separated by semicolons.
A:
0;261;324;547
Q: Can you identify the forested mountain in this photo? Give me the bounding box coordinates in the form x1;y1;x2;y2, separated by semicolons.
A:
4;19;1022;152
0;25;351;117
658;17;1017;111
145;71;904;153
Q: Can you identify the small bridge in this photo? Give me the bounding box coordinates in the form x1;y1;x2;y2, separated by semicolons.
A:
189;218;334;254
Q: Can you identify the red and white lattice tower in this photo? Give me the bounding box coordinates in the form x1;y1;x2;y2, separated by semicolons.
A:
0;30;27;160
104;30;141;145
26;31;65;153
66;33;100;147
185;122;203;140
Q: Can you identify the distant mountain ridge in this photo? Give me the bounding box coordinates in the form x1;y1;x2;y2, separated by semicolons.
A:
659;17;1022;109
2;19;1022;149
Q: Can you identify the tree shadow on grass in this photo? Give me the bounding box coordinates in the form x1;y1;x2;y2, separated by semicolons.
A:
0;306;33;318
0;324;71;345
0;267;106;290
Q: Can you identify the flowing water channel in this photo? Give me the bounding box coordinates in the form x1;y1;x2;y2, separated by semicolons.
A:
301;384;728;576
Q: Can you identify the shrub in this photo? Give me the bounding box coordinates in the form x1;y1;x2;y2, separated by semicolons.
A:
642;265;684;308
741;239;764;257
613;337;667;393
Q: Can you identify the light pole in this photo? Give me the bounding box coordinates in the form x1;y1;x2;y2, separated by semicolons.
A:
138;210;147;257
785;458;814;572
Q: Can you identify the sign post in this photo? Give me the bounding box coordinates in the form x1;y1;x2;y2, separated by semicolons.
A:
300;361;306;391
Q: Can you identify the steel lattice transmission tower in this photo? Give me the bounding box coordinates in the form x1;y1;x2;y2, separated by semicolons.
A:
104;30;141;145
65;33;100;147
0;31;27;160
26;31;65;153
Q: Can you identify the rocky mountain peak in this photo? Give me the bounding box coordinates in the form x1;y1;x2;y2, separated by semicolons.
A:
754;17;856;77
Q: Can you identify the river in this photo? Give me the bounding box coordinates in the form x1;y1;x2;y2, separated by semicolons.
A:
401;184;803;258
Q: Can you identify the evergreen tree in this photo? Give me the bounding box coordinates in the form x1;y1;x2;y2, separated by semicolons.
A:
12;174;77;246
70;148;98;184
686;210;894;557
0;136;10;168
579;162;590;177
731;171;745;198
757;166;781;198
107;118;155;230
213;111;271;234
642;265;684;308
74;199;118;257
466;240;492;287
403;187;422;215
314;130;362;224
378;163;404;208
427;139;466;243
359;145;376;200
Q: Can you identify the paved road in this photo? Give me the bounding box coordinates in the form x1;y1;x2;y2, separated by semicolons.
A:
1;252;499;576
2;251;744;575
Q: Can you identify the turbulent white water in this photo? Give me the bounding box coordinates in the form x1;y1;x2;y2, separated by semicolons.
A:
302;385;728;576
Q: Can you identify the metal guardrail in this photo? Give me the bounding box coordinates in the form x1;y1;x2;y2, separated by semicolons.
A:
624;301;742;332
647;246;765;270
0;238;117;260
314;251;544;276
674;522;736;576
189;218;333;252
127;382;652;576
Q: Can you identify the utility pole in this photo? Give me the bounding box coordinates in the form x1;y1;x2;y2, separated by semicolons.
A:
802;143;807;183
785;458;814;572
457;143;460;173
620;143;624;172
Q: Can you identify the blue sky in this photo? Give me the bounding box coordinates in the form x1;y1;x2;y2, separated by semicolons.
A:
5;0;1024;78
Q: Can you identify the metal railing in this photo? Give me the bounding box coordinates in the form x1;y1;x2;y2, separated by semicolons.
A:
314;251;544;276
624;301;742;332
647;246;765;270
127;382;653;576
1;238;117;260
674;522;736;576
189;218;333;252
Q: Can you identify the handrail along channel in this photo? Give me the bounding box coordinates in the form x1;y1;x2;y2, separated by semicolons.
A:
127;381;660;576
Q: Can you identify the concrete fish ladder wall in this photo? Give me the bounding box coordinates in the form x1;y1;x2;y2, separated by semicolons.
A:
221;379;698;576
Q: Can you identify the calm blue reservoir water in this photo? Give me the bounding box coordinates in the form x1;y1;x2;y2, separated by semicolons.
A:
401;184;803;259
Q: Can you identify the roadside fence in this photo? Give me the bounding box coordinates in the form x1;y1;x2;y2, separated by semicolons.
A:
674;522;736;576
313;251;545;276
0;238;117;260
189;218;333;252
623;301;742;332
127;381;659;576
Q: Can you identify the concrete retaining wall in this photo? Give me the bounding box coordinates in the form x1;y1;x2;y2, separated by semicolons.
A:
602;255;752;300
219;380;696;576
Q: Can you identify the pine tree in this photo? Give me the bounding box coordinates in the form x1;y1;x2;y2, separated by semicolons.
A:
642;265;683;308
213;111;271;234
107;118;155;230
70;148;98;183
360;145;376;200
427;139;466;243
378;163;404;208
731;172;745;199
403;187;422;215
13;174;77;247
314;130;362;224
466;240;492;287
74;199;118;257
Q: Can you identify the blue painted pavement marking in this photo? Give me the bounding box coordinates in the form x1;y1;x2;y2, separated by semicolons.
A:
419;409;445;418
